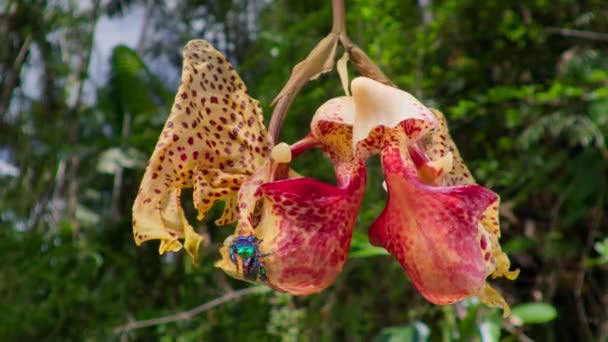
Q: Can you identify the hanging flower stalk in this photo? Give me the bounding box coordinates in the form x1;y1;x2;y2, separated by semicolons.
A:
131;0;519;316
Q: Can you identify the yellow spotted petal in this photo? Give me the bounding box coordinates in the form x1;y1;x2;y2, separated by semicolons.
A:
184;224;204;266
132;39;271;262
477;283;512;318
422;109;476;186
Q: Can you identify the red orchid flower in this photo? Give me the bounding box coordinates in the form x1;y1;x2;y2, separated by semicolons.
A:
349;77;519;316
217;96;367;295
132;39;366;295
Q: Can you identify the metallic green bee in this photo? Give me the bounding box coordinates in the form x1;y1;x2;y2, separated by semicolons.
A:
229;235;271;281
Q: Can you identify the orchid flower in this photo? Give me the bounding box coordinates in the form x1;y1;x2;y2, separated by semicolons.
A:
132;39;518;313
132;40;271;263
216;96;367;295
132;40;366;294
349;77;519;316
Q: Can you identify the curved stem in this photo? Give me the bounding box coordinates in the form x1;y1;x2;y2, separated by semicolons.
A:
268;95;293;144
290;134;321;159
267;0;394;143
268;0;346;144
270;134;321;182
332;0;346;33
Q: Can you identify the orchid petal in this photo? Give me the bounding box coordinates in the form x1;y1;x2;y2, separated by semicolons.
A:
310;96;356;161
369;147;499;304
217;172;365;294
351;77;436;155
420;109;476;186
132;40;270;262
420;109;520;283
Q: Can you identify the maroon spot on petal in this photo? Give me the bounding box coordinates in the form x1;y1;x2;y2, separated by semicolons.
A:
480;235;487;250
181;154;187;161
210;96;218;104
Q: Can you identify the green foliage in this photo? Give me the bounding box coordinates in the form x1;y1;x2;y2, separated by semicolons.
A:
349;230;389;258
1;0;607;340
373;321;430;342
511;303;558;325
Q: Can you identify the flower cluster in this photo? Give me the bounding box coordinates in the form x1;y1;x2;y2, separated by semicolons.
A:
132;40;519;315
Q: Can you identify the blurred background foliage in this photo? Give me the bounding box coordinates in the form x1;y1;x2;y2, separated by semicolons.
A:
1;0;607;340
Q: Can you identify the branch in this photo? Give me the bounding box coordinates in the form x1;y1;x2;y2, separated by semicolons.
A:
574;176;605;342
502;320;535;342
0;34;32;118
545;27;608;42
112;286;269;334
64;0;102;235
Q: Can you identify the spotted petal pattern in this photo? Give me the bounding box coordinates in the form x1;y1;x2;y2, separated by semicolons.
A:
351;77;518;316
351;77;436;158
216;96;366;294
411;109;517;278
132;40;271;261
369;146;499;304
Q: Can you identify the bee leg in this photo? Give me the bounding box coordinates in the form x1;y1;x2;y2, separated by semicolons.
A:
258;251;274;258
258;261;268;281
